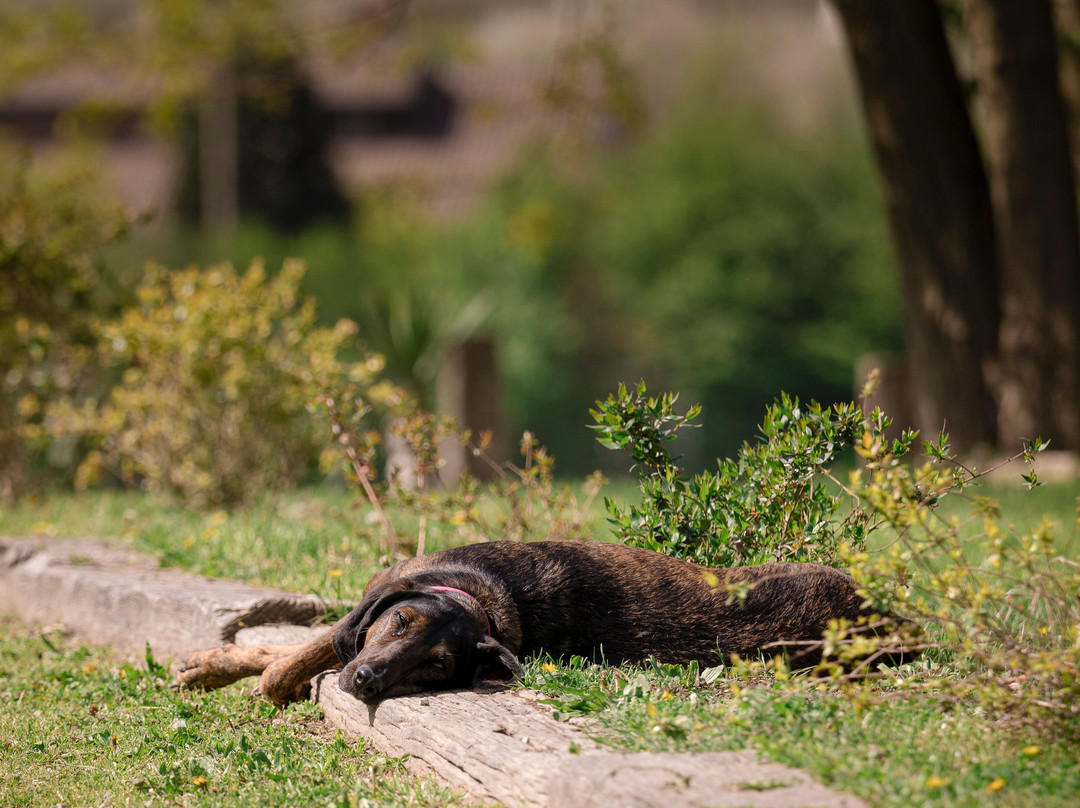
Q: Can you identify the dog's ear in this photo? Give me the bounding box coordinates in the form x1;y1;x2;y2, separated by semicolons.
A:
471;636;522;692
332;580;419;665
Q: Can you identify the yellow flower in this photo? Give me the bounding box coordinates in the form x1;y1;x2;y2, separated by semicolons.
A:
660;690;674;701
209;510;228;526
986;778;1006;793
925;776;950;789
192;776;207;787
540;662;558;673
1022;745;1041;757
329;569;342;579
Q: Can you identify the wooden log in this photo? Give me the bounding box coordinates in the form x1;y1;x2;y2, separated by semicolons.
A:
314;674;869;808
0;537;325;659
315;673;597;807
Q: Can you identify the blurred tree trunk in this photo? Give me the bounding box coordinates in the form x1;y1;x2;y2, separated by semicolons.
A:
1052;0;1080;172
0;399;20;501
199;68;238;232
964;0;1080;449
832;0;1000;449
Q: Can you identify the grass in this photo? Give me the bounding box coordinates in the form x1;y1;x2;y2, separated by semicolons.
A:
1;480;1079;808
521;655;1080;808
0;480;631;614
0;615;472;808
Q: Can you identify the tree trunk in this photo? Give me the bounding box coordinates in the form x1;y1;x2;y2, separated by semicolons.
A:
199;68;238;232
1052;0;1080;173
0;396;21;501
832;0;1000;450
964;0;1080;450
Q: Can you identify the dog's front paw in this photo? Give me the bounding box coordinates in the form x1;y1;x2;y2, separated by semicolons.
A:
171;644;250;691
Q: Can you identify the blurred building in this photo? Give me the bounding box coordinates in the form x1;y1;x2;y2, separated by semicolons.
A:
0;0;849;223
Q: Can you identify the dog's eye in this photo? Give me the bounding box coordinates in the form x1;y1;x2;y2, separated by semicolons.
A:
392;611;407;635
430;657;447;673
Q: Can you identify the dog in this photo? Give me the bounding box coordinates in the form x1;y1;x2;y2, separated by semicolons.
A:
173;539;914;705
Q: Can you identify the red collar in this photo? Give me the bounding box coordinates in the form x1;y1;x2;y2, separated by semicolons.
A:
429;585;492;635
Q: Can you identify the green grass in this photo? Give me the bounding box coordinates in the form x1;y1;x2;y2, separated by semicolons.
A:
521;655;1080;808
2;482;1079;808
0;615;472;808
0;481;632;613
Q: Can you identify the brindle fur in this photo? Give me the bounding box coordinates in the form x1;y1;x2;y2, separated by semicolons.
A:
173;540;914;705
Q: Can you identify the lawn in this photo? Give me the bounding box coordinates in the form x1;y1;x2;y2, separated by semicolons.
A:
1;479;1078;807
0;614;471;807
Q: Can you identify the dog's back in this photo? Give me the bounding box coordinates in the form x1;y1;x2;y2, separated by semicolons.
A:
367;540;871;668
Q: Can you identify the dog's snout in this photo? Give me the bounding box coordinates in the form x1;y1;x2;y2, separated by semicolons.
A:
354;664;378;698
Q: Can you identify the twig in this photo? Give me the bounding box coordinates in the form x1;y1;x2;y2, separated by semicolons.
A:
323;394;400;553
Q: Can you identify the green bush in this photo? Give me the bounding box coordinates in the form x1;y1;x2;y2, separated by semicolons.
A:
596;379;1080;738
51;259;384;507
591;381;863;567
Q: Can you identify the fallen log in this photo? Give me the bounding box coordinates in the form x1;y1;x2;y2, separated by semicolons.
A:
314;674;869;808
0;537;325;658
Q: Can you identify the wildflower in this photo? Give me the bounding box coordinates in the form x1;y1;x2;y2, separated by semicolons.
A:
1022;745;1040;757
925;776;950;789
329;569;343;579
541;662;558;674
986;778;1006;792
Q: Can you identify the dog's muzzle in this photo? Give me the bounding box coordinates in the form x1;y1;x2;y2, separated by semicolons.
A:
350;663;379;700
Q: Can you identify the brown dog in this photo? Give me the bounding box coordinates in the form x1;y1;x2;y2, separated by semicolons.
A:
174;540;913;705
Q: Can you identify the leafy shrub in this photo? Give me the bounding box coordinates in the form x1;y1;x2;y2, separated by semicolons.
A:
52;259;383;507
0;154;134;497
595;379;1080;738
591;381;863;566
840;428;1080;736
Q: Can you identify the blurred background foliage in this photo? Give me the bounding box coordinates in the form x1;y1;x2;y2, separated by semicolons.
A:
102;62;899;475
0;0;903;497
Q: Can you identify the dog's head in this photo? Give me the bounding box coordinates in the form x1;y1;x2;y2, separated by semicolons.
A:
333;580;521;703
